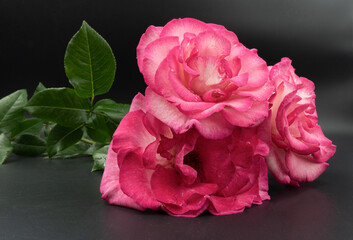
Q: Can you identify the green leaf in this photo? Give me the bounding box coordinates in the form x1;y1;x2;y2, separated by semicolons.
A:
64;21;116;99
93;99;130;123
12;134;46;157
10;118;44;138
50;141;90;159
91;145;109;171
0;90;27;133
84;142;105;155
47;124;84;157
86;113;116;143
0;133;13;164
34;82;47;95
25;88;91;128
44;122;56;138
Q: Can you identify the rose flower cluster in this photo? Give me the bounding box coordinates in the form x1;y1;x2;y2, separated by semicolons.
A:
100;18;336;217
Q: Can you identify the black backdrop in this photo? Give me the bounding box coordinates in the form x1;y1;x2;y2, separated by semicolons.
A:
0;0;352;132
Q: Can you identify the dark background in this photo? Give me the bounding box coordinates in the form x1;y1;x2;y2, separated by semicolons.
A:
0;0;352;239
0;0;352;133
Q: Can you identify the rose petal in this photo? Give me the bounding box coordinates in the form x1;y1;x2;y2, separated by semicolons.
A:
146;88;235;139
222;100;269;127
145;87;193;133
196;136;235;191
129;93;146;112
195;31;231;58
160;18;210;41
112;110;155;163
142;36;179;86
100;144;145;210
151;166;217;216
194;112;234;139
230;44;269;88
137;26;162;70
266;147;291;185
286;151;329;182
120;151;161;209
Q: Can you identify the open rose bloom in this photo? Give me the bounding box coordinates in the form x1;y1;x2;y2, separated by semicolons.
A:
266;58;336;186
137;18;274;139
100;19;336;217
101;94;270;217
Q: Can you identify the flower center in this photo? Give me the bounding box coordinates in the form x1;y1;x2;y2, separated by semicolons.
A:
184;150;201;172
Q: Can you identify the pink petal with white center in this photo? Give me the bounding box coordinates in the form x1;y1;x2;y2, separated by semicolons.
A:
206;23;239;45
189;56;224;94
129;93;146;112
145;87;193;133
284;122;320;155
146;88;235;139
269;57;292;81
178;95;253;120
165;48;203;102
160;18;210;42
202;88;228;102
275;90;301;138
207;23;227;32
266;147;291;184
222;100;269;127
100;144;145;210
230;44;269;88
308;125;336;162
194;112;235;139
237;72;274;101
195;31;231;58
230;73;248;87
136;26;162;70
112;110;155;163
141;36;179;86
286;151;329;182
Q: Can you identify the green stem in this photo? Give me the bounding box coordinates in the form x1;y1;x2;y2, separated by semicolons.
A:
81;137;95;145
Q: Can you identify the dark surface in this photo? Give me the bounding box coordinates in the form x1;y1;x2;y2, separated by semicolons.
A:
0;133;352;240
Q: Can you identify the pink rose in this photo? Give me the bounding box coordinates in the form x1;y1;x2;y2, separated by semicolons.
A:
266;58;336;186
137;18;274;139
100;94;270;217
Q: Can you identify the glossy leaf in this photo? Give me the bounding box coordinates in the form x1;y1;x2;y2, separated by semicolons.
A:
64;21;116;99
93;99;130;123
44;122;56;138
25;88;91;128
84;142;105;155
10;118;43;138
0;133;13;164
51;141;90;159
12;134;46;157
91;145;109;171
34;82;47;95
86;113;116;143
47;124;84;157
0;90;27;133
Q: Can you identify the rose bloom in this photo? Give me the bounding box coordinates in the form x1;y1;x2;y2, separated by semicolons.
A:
267;58;336;186
100;94;270;217
137;18;274;139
